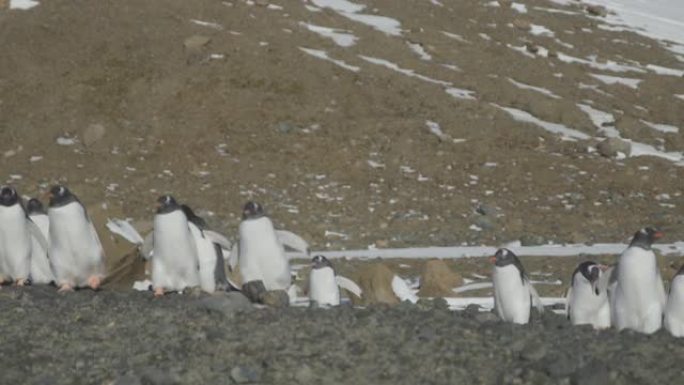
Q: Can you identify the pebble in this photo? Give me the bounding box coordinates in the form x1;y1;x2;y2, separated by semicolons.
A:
597;138;631;158
230;366;262;384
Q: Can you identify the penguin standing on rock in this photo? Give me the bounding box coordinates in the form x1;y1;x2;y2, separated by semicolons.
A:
0;186;32;286
151;195;200;296
237;202;291;293
665;265;684;337
48;185;105;292
611;227;666;333
26;199;55;285
491;248;544;324
566;261;611;329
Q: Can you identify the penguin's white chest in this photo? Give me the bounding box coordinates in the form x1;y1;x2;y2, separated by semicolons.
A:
493;265;530;324
48;202;104;287
239;217;290;291
187;222;218;293
568;275;610;328
152;210;200;291
0;204;31;280
665;276;684;337
613;247;664;333
309;267;340;306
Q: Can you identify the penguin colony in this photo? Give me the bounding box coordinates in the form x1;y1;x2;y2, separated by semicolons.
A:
1;185;684;337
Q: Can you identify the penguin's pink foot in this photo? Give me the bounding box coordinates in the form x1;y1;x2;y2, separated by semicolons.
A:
15;278;28;287
58;284;74;293
154;287;165;297
87;276;101;290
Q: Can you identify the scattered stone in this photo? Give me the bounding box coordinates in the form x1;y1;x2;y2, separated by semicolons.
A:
474;216;495;231
475;311;500;323
497;0;512;7
525;43;539;54
597;137;631;158
242;280;267;303
276;121;299;133
138;367;181;385
417;259;463;297
82;123;106;147
513;19;531;31
259;290;290;308
294;364;315;383
195;292;252;315
112;373;142;385
230;366;261;384
585;5;607;17
571;362;610;385
520;343;548;362
349;263;399;306
183;35;211;50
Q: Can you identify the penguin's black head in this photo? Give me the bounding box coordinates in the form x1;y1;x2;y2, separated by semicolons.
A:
27;198;46;215
629;227;663;250
491;248;518;267
156;195;179;214
575;261;603;295
0;186;19;206
48;185;76;207
242;201;264;220
311;255;333;270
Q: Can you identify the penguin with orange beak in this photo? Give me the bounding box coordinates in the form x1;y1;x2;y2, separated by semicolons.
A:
611;227;666;333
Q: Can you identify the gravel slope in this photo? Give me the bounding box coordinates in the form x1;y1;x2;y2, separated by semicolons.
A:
1;286;682;385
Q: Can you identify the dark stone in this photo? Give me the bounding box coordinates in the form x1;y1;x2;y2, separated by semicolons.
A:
259;290;290;308
242;281;267;303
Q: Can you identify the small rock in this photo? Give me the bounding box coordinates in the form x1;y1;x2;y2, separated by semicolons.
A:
476;203;500;216
597;137;631;158
474;311;499;323
571;362;610;385
242;280;267;303
259;290;290;307
520;343;548;362
525;43;539;54
417;259;463;297
254;0;269;6
195;292;252;315
138;367;180;385
230;366;261;384
112;373;142;385
294;364;315;383
276;122;298;133
183;35;211;50
474;216;495;231
497;0;512;7
585;5;607;17
82;123;106;147
512;19;531;31
432;297;450;310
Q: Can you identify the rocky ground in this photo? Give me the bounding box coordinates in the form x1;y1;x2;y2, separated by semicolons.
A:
1;286;683;385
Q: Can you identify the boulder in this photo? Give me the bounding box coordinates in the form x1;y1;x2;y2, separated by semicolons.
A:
417;259;463;297
597;137;631;158
348;263;399;306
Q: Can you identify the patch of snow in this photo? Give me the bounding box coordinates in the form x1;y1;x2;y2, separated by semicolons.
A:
426;120;449;141
367;160;385;169
190;19;223;30
359;55;449;85
508;78;561;99
590;73;642;89
299;47;360;72
557;53;646;73
530;24;554;37
511;2;527;13
646;64;684;77
311;1;402;36
29;155;43;162
311;0;365;13
642;120;679;134
577;103;619;137
441;31;470;44
495;105;591;141
301;23;358;47
10;0;39;10
676;94;684;101
56;137;77;146
445;87;476;100
533;6;580;15
407;42;432;61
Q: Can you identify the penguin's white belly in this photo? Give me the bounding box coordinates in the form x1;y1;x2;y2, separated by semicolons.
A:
665;277;684;337
28;214;54;284
493;265;530;324
239;217;290;291
568;280;610;329
188;223;218;293
309;267;340;306
152;211;200;292
0;205;31;281
49;203;104;287
613;248;664;333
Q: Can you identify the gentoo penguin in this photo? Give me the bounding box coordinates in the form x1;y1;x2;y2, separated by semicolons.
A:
0;186;32;286
237;201;291;292
307;255;363;306
26;199;55;285
491;248;544;324
566;261;610;329
611;227;666;334
151;195;200;296
665;265;684;337
48;185;106;291
181;204;230;293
